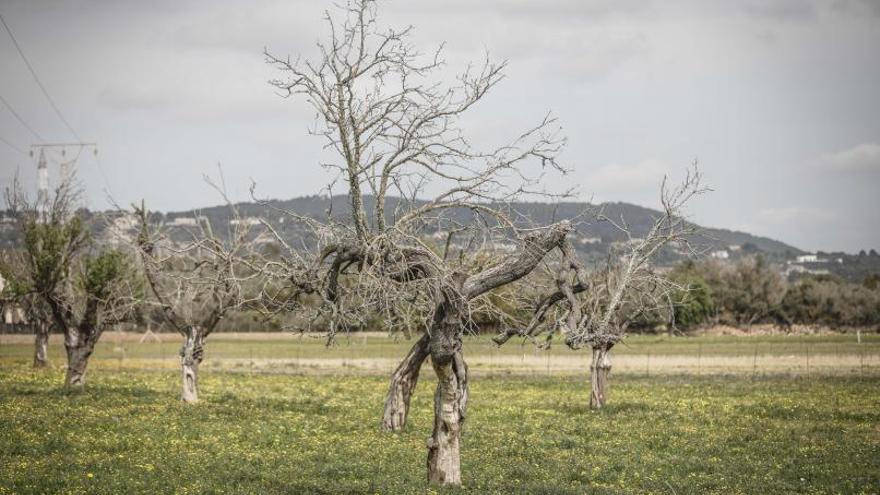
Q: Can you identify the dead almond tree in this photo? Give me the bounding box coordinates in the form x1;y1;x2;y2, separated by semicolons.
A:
494;169;706;408
266;0;573;485
5;178;137;387
132;200;259;403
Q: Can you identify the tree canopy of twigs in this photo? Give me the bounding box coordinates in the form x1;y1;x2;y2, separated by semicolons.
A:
493;167;707;408
263;0;579;486
132;178;264;402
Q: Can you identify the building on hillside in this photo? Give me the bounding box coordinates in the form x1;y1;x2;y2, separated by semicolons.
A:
492;242;518;253
784;264;830;278
795;254;828;263
710;250;730;260
102;212;139;247
168;216;201;227
229;217;263;227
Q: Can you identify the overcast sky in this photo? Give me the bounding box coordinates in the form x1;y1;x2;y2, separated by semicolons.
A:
0;0;878;252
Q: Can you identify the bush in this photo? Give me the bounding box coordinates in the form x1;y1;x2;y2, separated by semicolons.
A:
671;279;714;330
669;259;880;329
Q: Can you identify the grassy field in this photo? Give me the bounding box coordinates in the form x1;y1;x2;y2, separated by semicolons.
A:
1;333;879;493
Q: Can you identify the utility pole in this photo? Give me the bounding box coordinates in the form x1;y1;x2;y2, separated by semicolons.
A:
36;148;48;205
29;142;97;203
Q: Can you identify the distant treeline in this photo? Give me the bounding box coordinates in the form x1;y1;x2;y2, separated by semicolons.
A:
202;256;880;334
668;257;880;330
4;255;878;335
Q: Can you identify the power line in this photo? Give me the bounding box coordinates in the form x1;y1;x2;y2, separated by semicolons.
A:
0;12;81;141
0;133;27;156
92;151;115;199
0;93;44;141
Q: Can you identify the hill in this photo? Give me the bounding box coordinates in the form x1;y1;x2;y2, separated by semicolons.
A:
161;195;803;264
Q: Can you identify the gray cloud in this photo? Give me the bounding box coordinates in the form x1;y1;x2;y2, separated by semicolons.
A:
0;0;878;252
742;0;818;21
820;143;880;173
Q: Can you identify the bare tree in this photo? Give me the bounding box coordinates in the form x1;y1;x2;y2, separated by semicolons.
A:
132;200;259;403
266;0;571;485
5;179;136;387
494;170;706;408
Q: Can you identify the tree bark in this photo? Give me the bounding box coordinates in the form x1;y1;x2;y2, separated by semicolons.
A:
425;295;468;486
180;329;205;403
427;349;468;486
382;333;430;431
589;345;613;409
33;323;49;368
64;329;94;388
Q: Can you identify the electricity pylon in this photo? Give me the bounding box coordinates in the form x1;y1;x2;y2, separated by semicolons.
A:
29;142;97;202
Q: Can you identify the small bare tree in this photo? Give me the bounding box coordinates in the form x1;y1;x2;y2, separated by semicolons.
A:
5;179;136;387
266;0;571;485
494;170;706;408
132;201;259;403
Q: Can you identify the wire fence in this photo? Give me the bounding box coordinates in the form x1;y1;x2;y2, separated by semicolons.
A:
2;331;878;378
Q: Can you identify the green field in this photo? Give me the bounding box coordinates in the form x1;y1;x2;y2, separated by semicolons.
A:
1;334;879;493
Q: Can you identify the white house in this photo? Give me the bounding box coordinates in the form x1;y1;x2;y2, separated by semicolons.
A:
710;250;730;260
169;217;199;227
578;237;602;245
230;217;262;227
795;254;827;263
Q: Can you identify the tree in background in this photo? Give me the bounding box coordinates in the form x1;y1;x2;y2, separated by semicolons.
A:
5;179;136;387
0;257;53;367
665;257;787;328
133;199;260;403
495;170;704;408
662;258;880;330
781;274;880;328
721;256;786;326
668;260;715;331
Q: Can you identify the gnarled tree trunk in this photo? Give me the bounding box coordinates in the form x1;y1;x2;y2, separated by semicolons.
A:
180;329;205;403
426;297;468;486
64;329;95;387
589;344;613;409
382;332;430;431
427;349;468;486
33;322;49;368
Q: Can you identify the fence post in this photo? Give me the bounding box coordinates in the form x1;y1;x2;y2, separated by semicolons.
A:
489;345;494;370
697;343;702;376
752;343;758;378
860;349;865;376
805;342;810;377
